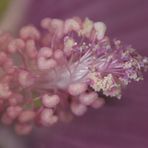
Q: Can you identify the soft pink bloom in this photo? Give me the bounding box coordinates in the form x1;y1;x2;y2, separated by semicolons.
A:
0;17;147;134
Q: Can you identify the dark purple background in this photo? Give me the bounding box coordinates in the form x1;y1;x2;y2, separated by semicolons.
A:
25;0;148;147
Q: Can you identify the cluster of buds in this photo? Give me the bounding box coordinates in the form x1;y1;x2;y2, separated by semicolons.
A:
0;17;147;135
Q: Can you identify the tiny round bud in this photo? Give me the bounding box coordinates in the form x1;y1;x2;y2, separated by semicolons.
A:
20;26;40;40
91;98;105;109
64;19;80;34
94;22;106;40
18;110;35;123
54;50;64;59
81;18;93;37
38;57;57;70
51;19;64;37
38;47;53;58
40;109;58;126
8;94;23;106
8;39;25;53
42;94;60;108
41;18;51;29
68;83;87;96
79;92;98;105
7;106;22;119
71;103;87;116
18;70;34;87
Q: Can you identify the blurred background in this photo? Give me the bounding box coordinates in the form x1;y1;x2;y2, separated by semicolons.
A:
0;0;148;147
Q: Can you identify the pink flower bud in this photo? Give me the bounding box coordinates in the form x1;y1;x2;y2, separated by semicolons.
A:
64;18;80;34
18;110;35;123
8;39;25;53
6;106;22;119
41;18;51;29
18;70;34;87
54;50;64;59
40;109;58;126
37;57;56;70
51;19;64;38
20;26;40;40
94;22;106;40
8;93;23;106
91;98;105;109
68;83;87;96
71;102;87;116
79;92;98;105
38;47;53;58
42;94;60;108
